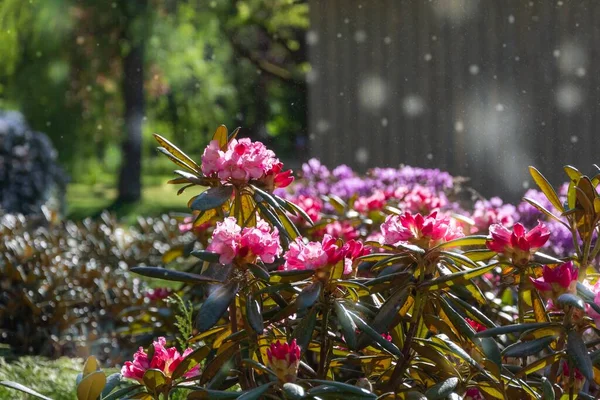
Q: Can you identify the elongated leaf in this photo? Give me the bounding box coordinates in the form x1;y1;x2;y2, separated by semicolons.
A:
502;336;555;358
154;133;201;171
246;293;264;334
293;306;318;352
297;281;322;310
143;369;167;392
529;166;564;212
274;207;300;239
421;262;496;291
515;352;563;378
282;383;306;399
368;287;408;336
523;197;568;227
283;198;315;226
196;281;239;332
568;330;594;381
348;311;402;357
82;356;98;377
100;373;121;398
190;250;221;263
557;293;585;310
0;381;53;400
334;301;358;350
131;267;218;283
305;380;376;398
172;346;210;380
424;377;459;400
190;186;233;211
463;249;496;262
238;383;274;400
480;337;502;369
212;125;228;149
156;146;197;173
187;389;240;399
434;235;488;250
540;377;555;400
101;385;144;400
77;371;107;400
199;343;238;385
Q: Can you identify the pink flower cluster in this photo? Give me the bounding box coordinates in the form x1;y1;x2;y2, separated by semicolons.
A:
281;234;368;275
530;261;578;298
380;211;464;248
201;138;293;187
291;195;323;224
400;186;448;214
121;337;200;383
207;217;282;265
486;222;550;265
354;190;388;213
267;339;301;383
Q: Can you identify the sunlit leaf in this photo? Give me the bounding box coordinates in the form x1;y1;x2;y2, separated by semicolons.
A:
77;371;107;400
190;186;233;211
424;377;458;400
529;166;564;212
246;292;264;334
515;352;563;378
154;133;201;172
82;356;98;377
172;346;210;380
0;381;53;400
142;369;167;392
502;336;555;358
212;125;229;150
297;281;322;310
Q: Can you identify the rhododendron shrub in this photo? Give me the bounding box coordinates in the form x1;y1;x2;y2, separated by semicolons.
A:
11;128;600;400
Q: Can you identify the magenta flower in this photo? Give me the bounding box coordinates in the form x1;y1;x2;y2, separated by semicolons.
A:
400;185;447;214
267;339;301;383
281;235;367;275
586;282;600;328
486;222;550;265
200;140;224;177
465;318;486;333
464;388;484;400
354;190;387;213
290;195;323;224
145;288;172;302
530;261;578;304
207;217;282;265
380;211;464;248
206;217;242;264
121;337;200;383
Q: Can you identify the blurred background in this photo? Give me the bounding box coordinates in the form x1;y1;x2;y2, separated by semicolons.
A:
1;0;599;219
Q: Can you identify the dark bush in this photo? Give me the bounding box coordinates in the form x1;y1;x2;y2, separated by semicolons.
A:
0;212;189;365
0;110;68;215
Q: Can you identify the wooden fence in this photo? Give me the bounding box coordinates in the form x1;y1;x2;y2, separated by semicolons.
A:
307;0;600;200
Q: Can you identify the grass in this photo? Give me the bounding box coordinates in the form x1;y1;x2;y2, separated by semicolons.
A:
66;175;193;223
0;357;82;400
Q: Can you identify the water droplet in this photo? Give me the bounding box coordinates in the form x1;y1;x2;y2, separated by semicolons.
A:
344;18;350;24
337;33;342;38
508;14;515;24
358;76;388;111
469;64;480;75
354;30;367;43
454;120;465;132
556;83;584;113
424;53;432;61
576;67;586;77
553;49;561;58
426;153;433;160
316;120;330;133
496;103;505;112
306;31;319;46
355;147;369;164
402;95;425;117
381;118;389;127
383;36;392;45
571;135;579;143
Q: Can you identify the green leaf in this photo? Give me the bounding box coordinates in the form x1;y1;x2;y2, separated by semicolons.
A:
515;352;562;378
567;330;594;381
246;293;264;334
131;267;218;284
0;381;53;400
557;293;585;310
348;311;402;357
424;377;459;400
474;322;553;338
237;383;274;400
480;337;502;369
305;380;376;398
77;370;107;400
190;186;233;211
541;377;555;400
293;306;318;352
433;235;488;250
156;146;198;174
282;383;306;399
334;301;358;350
523;197;568;227
154;133;201;172
421;262;496;291
101;385;144;400
100;373;122;398
368;288;409;334
296;281;322;310
186;388;240;399
171;346;210;380
196;281;239;332
529;166;564;212
190;250;221;263
142;369;167;392
269;269;315;283
502;336;555;358
212;125;229;150
82;356;98;377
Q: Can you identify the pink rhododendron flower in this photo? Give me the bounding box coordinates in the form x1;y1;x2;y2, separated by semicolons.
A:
121;337;200;383
586;282;600;328
290;195;323;224
206;217;242;264
323;220;359;241
561;362;585;392
530;261;578;299
354;190;388;213
471;197;517;233
207;217;281;265
281;235;367;275
267;339;301;383
238;219;282;264
380;211;464;248
400;186;448;214
200;137;293;187
486;222;550;265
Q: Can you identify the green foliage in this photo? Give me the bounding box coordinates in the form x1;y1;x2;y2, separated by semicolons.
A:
165;294;194;350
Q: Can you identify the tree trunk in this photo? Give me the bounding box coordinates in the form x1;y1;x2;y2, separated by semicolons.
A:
116;26;145;203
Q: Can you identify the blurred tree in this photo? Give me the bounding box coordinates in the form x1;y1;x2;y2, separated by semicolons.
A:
0;0;308;204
